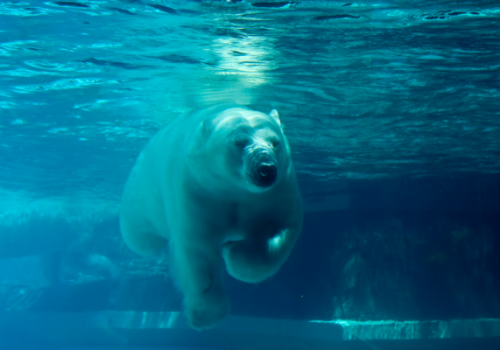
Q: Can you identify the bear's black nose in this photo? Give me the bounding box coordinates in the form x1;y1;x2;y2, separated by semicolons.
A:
256;164;277;186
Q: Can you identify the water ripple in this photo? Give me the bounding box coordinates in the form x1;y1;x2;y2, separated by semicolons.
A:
24;60;80;72
0;0;500;198
13;77;119;93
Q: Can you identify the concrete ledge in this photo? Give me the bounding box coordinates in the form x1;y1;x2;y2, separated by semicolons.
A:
1;312;500;349
315;318;500;340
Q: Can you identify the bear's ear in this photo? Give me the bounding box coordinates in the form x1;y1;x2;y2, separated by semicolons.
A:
191;119;212;152
200;119;208;135
199;117;215;137
269;109;281;127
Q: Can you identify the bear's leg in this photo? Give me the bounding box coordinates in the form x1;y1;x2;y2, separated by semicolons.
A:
120;206;168;256
222;227;299;283
170;242;229;330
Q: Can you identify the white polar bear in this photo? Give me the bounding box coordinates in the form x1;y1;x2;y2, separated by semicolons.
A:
120;105;303;330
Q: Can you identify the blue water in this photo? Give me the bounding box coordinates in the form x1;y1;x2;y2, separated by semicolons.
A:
1;0;500;348
2;1;500;196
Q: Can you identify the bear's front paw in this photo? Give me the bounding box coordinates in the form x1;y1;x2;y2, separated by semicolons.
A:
185;293;229;331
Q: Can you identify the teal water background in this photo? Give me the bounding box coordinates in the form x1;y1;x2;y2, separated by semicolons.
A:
1;2;500;345
2;1;500;204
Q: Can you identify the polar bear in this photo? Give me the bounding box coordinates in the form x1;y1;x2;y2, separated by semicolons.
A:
120;105;303;330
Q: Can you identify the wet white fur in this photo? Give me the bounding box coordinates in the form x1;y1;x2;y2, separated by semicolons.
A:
120;105;302;330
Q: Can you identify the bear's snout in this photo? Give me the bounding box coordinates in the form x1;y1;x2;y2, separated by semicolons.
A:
246;148;278;188
256;163;277;186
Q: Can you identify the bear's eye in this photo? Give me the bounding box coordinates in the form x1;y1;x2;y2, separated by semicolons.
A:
270;138;280;148
234;137;250;149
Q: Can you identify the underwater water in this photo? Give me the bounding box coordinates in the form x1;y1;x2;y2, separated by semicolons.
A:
1;0;500;349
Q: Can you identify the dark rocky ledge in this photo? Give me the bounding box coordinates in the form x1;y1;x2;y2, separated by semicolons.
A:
1;311;500;349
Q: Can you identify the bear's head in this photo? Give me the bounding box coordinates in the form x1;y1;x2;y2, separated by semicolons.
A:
188;106;291;196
